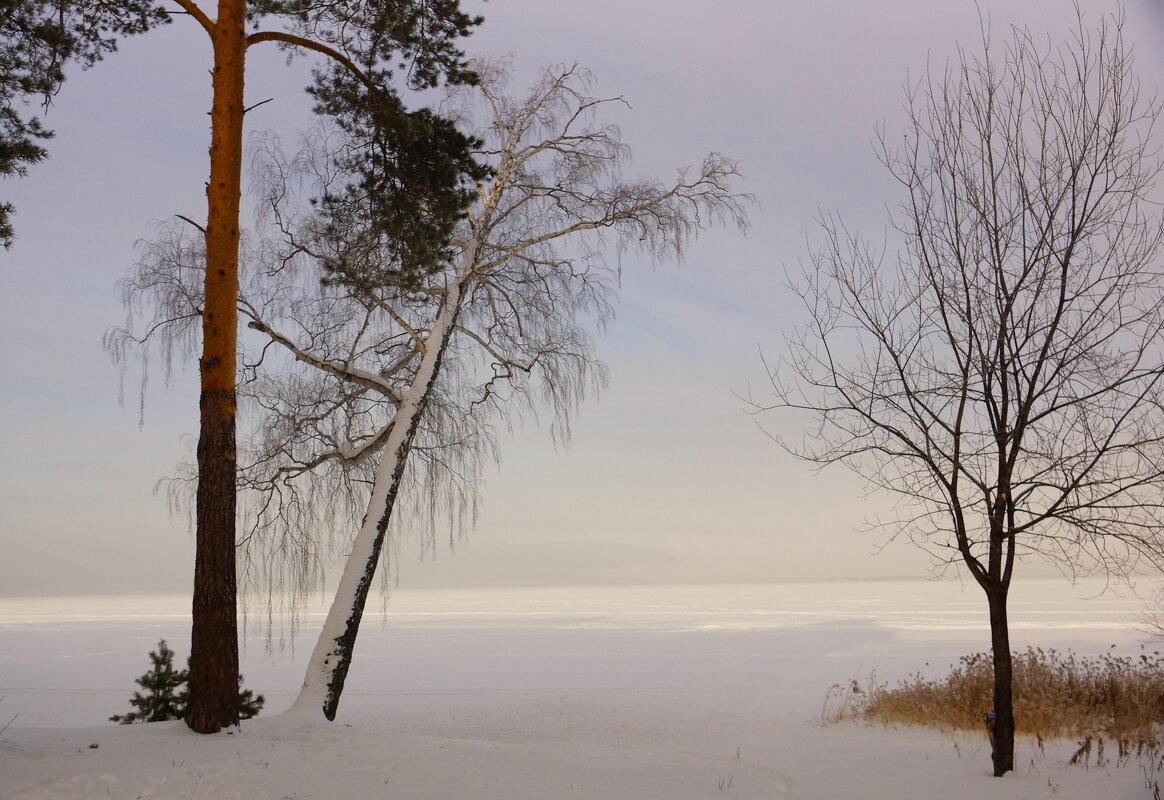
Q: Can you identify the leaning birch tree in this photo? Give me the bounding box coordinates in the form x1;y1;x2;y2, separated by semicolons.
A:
164;0;486;733
259;62;748;719
759;12;1164;776
112;62;749;720
10;0;486;732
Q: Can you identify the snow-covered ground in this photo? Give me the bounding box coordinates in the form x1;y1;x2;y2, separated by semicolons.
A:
1;580;1160;799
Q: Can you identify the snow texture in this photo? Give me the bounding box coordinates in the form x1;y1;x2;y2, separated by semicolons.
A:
1;580;1159;799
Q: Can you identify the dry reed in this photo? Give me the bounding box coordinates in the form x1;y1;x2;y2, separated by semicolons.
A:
828;647;1164;743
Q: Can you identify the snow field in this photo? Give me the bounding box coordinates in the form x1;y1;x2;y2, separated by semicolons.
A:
1;580;1158;798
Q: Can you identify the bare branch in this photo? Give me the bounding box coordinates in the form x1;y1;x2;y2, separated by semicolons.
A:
753;9;1164;774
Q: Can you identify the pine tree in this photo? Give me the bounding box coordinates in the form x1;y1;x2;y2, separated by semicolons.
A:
109;639;186;724
0;1;168;247
110;639;265;724
236;684;264;721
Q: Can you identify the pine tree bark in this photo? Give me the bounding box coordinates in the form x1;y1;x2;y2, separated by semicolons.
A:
186;0;245;734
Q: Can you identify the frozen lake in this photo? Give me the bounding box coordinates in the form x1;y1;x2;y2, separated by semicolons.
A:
1;578;1158;728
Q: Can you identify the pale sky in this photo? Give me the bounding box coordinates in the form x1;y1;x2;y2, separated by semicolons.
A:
1;0;1156;596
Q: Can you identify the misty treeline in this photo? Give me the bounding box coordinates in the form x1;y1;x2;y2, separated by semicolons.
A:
108;61;749;719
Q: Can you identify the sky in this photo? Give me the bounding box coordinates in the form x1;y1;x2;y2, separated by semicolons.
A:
2;0;1161;597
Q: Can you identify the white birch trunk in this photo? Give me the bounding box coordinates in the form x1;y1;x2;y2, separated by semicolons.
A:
287;267;469;719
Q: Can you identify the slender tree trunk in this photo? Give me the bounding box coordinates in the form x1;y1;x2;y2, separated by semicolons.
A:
985;583;1015;776
291;273;468;720
187;0;245;734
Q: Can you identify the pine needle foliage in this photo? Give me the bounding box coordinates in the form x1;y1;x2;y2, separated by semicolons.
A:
110;639;264;724
0;0;168;247
109;639;186;724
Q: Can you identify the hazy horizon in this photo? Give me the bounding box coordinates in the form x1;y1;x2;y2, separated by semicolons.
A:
4;0;1162;597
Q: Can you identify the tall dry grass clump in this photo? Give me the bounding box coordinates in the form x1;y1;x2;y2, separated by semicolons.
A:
823;647;1164;792
829;648;1164;743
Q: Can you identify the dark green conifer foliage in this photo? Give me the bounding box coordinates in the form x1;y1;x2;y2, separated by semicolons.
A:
312;90;492;295
0;1;169;247
109;639;187;724
110;639;264;724
235;681;264;721
273;0;493;294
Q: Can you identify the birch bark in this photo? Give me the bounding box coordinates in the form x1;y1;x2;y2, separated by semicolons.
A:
290;254;473;718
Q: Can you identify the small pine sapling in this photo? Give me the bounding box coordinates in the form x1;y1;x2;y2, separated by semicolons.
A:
236;684;264;720
109;639;187;723
111;639;265;724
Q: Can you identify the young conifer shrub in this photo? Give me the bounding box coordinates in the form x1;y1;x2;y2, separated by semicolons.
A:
109;639;187;724
110;639;264;724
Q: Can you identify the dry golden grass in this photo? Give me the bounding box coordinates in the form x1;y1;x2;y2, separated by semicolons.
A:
827;647;1164;743
824;648;1164;792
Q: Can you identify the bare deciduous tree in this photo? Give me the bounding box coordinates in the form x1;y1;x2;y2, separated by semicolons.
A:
273;62;747;719
756;11;1164;776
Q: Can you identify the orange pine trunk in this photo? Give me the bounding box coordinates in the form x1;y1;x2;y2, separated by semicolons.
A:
186;0;245;734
